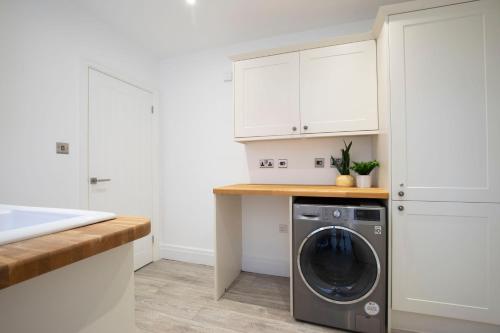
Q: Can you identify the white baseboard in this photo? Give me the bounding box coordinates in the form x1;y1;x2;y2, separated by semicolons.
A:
242;255;289;277
159;244;289;277
159;243;214;266
391;310;500;333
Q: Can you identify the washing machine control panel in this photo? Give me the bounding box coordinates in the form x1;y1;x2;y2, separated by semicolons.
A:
354;209;381;221
321;206;383;222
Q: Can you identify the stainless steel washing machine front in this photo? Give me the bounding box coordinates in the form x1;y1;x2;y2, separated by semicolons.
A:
292;198;387;333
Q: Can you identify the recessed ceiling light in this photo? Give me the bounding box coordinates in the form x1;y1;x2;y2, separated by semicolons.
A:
186;0;196;5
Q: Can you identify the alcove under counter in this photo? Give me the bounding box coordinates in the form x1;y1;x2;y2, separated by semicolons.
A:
212;183;389;304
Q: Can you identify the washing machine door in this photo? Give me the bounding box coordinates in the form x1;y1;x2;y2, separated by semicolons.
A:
298;226;380;304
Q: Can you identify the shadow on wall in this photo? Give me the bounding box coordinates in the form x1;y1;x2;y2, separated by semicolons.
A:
244;136;374;185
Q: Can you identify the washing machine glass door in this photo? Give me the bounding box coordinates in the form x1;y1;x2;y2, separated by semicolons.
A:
298;226;380;304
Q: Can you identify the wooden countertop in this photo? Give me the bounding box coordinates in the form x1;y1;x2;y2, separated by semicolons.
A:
213;184;389;199
0;216;150;290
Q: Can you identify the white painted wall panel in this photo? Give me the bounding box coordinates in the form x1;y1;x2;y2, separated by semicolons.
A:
0;0;158;208
158;20;374;273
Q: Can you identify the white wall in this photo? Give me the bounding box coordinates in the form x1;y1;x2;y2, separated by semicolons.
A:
0;0;158;208
158;19;375;272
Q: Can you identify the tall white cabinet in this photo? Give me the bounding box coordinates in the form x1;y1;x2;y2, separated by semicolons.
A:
390;1;500;203
389;0;500;326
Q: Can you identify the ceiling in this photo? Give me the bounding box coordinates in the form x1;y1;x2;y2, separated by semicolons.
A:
76;0;408;59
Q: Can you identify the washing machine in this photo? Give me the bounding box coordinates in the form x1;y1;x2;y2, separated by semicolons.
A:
292;198;386;333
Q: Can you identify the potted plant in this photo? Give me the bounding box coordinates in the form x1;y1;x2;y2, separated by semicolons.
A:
331;141;354;187
351;160;380;188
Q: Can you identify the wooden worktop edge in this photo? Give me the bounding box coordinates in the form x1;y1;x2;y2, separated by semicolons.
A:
213;184;389;199
0;217;150;290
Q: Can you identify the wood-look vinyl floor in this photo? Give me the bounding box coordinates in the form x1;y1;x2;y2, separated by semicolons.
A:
135;259;342;333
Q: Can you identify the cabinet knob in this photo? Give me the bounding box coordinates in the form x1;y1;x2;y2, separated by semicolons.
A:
292;126;297;131
303;125;309;130
398;191;405;197
398;205;404;211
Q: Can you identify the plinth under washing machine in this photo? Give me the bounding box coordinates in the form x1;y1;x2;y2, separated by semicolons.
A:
292;198;386;333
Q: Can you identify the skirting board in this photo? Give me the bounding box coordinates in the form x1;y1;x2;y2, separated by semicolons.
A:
242;255;289;277
160;243;214;266
159;244;289;277
391;310;500;333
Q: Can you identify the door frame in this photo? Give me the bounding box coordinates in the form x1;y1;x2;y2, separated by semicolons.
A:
78;61;160;262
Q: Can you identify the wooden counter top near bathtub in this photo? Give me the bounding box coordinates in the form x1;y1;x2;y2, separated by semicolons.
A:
0;216;150;290
213;184;389;199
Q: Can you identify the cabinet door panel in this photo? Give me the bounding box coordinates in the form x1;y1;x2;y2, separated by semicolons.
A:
392;201;500;325
390;1;500;202
300;40;378;134
234;53;300;138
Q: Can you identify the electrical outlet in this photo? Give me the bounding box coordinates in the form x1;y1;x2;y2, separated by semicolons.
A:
259;159;275;168
278;159;288;168
279;224;288;233
331;157;342;168
314;158;325;168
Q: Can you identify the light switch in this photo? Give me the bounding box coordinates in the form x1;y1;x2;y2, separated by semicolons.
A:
56;142;69;154
278;159;288;168
223;71;233;82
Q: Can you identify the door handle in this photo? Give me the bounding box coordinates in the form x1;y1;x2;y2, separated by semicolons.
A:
90;177;111;185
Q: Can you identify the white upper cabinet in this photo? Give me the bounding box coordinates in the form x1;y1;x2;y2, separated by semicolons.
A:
392;201;500;325
234;52;300;138
390;1;500;203
300;40;378;134
233;40;378;140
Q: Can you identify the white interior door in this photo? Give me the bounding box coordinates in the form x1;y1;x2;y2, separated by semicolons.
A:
392;201;500;325
300;40;378;134
389;1;500;203
88;68;153;270
234;52;300;138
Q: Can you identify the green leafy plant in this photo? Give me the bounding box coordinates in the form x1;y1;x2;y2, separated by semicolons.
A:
351;160;380;175
331;141;352;175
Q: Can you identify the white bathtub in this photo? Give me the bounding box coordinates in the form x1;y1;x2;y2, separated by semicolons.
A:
0;205;116;246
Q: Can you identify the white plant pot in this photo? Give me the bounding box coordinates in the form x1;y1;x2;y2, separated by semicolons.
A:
356;175;372;188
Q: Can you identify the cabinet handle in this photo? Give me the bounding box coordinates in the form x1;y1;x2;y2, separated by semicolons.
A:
303;125;309;130
398;205;404;212
398;191;405;197
292;126;297;131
